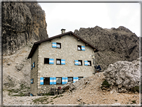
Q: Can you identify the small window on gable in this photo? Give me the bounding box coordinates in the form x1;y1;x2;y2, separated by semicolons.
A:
52;42;61;49
56;59;61;65
44;77;50;85
56;43;61;48
77;45;85;51
68;77;73;82
56;77;62;85
77;45;82;51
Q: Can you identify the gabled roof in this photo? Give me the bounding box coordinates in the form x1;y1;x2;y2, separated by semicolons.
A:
28;31;98;59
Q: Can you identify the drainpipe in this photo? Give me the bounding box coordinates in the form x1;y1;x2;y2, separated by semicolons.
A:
92;55;96;74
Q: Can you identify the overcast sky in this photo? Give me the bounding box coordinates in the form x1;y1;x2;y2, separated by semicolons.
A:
38;3;140;37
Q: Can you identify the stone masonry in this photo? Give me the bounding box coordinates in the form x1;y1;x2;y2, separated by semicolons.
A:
30;33;95;95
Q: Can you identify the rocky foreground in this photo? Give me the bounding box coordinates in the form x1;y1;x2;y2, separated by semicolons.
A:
3;72;140;105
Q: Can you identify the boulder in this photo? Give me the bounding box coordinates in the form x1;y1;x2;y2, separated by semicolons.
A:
103;58;140;92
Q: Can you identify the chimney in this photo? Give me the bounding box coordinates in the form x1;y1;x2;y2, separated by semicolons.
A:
61;29;66;34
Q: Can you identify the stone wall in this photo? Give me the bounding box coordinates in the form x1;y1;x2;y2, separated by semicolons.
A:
30;47;38;95
36;35;95;94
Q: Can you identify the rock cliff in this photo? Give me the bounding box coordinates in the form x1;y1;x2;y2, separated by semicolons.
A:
74;26;139;71
2;2;48;55
2;1;48;92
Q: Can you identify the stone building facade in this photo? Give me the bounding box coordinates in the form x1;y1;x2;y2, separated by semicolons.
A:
28;31;98;96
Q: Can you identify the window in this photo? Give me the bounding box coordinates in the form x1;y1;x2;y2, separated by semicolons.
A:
75;60;82;66
31;79;34;84
56;43;61;48
77;45;85;51
44;58;54;64
68;77;73;82
44;77;50;85
44;58;49;64
77;45;82;51
56;59;61;65
88;61;91;66
52;42;61;49
56;59;65;65
56;77;62;85
33;62;35;68
78;77;83;80
73;77;79;83
84;60;91;66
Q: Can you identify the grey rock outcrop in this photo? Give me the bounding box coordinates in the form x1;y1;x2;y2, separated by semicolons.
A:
103;58;140;92
2;1;48;92
2;2;48;55
74;26;139;71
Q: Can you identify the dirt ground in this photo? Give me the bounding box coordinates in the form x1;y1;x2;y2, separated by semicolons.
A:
3;72;140;106
50;73;140;105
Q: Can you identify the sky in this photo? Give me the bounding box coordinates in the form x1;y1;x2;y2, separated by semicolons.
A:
38;3;140;37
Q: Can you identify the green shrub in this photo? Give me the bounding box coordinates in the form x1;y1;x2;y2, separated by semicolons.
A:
130;86;139;92
101;80;111;88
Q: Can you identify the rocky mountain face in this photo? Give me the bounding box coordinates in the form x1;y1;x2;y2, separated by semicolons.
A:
2;2;48;92
2;2;48;55
74;26;139;71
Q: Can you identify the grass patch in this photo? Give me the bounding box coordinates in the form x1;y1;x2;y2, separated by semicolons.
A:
33;96;49;104
115;100;117;101
7;84;30;96
101;80;111;89
53;95;58;99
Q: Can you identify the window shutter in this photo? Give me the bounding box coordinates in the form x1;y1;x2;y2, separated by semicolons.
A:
40;77;44;85
33;62;35;68
73;77;78;83
31;65;32;70
52;42;57;48
62;77;68;84
31;79;33;84
84;61;88;66
30;93;33;96
61;59;65;65
75;60;79;65
50;77;56;85
49;58;54;64
53;77;56;85
81;46;85;51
